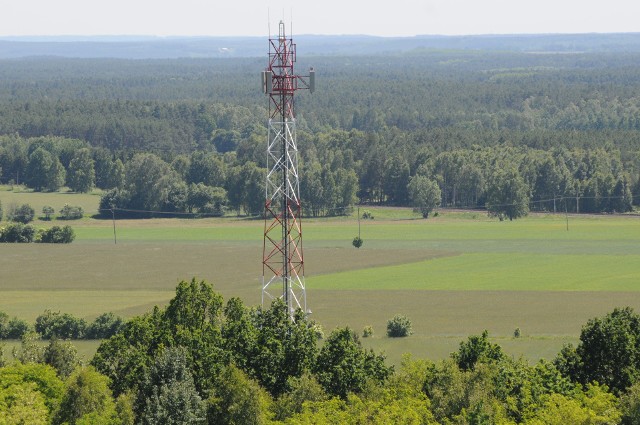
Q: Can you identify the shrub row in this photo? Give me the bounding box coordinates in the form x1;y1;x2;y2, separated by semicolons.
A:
0;310;124;340
0;223;75;243
0;202;84;224
0;312;30;339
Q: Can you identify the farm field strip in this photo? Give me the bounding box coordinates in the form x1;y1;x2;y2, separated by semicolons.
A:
308;252;640;291
309;289;640;364
2;205;640;362
0;290;174;322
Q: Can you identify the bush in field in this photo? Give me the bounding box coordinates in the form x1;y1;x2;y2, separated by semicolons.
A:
9;203;35;224
387;314;413;337
59;204;84;220
352;236;363;248
0;311;8;339
85;312;124;339
361;210;374;219
37;225;75;244
0;311;31;339
362;325;374;338
0;223;36;242
35;310;87;339
42;205;55;220
7;317;31;338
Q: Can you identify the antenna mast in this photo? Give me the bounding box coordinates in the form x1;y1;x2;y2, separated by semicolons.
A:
261;20;315;318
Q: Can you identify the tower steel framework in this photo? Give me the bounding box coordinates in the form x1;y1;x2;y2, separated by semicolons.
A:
261;21;314;316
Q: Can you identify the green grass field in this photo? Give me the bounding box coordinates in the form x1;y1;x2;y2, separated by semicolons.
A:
0;185;102;218
2;188;640;364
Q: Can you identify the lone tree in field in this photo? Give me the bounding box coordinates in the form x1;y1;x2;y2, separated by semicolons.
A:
407;175;441;218
486;167;529;221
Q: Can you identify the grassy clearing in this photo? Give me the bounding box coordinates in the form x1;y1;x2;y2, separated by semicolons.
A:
0;186;101;219
1;204;640;362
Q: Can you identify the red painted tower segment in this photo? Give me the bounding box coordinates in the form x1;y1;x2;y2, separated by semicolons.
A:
261;21;314;317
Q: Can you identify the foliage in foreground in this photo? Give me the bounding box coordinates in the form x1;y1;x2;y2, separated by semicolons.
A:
91;279;325;398
5;281;640;424
555;306;640;395
89;279;394;422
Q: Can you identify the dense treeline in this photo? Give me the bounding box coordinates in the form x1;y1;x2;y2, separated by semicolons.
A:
5;280;640;423
3;54;640;136
2;52;640;216
1;133;635;219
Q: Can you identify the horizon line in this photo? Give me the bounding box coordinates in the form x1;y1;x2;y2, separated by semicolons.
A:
1;31;640;41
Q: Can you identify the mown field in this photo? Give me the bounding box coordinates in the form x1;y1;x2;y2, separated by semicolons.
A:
2;188;640;364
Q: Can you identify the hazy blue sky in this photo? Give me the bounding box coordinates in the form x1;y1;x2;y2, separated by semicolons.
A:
2;0;639;37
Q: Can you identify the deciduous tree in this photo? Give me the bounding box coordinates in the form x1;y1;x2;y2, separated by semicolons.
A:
53;366;119;425
557;307;640;394
207;364;271;425
67;148;95;193
135;347;206;424
407;175;441;218
486;166;529;221
314;327;391;398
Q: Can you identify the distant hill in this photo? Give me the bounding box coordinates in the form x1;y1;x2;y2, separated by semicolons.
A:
1;33;640;59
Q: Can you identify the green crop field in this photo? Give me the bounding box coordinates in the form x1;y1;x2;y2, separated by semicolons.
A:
2;189;640;365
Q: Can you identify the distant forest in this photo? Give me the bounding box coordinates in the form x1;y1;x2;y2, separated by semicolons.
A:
1;44;640;216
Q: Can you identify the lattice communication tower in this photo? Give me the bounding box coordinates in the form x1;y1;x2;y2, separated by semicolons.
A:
261;21;315;317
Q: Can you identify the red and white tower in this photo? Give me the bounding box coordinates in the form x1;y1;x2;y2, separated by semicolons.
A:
261;21;315;317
